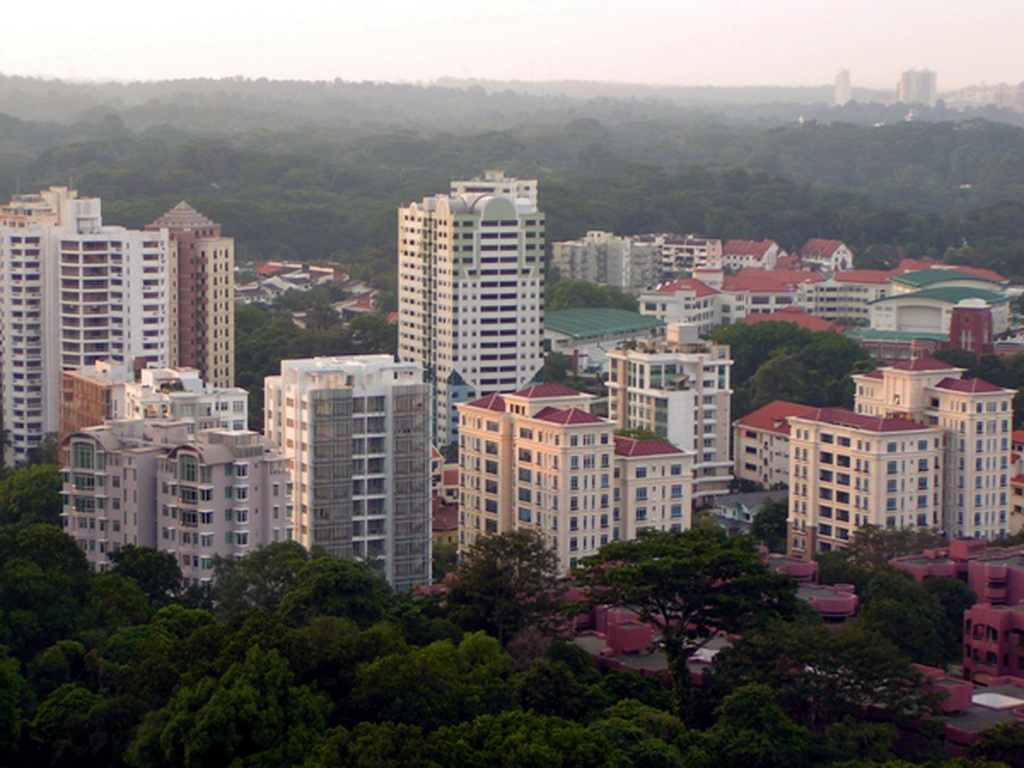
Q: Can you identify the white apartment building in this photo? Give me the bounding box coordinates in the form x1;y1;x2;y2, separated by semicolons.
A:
733;400;816;489
397;171;545;445
121;367;248;434
788;407;945;556
606;324;733;500
264;356;432;591
457;384;692;573
854;358;1015;539
0;187;171;463
60;421;290;580
550;230;659;291
639;279;722;336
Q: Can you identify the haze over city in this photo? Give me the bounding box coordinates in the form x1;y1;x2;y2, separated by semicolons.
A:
2;0;1020;89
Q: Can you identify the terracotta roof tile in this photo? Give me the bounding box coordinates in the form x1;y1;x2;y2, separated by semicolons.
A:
735;400;818;435
653;278;718;297
464;393;506;411
512;384;582;399
740;306;837;332
796;406;930;433
932;377;1007;394
889;358;958;372
614;436;685;456
532;407;606;425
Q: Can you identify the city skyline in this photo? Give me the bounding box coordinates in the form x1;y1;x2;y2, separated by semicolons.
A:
1;0;1020;91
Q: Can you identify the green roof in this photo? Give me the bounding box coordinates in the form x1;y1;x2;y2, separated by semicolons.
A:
872;287;1010;305
845;329;948;342
890;269;1000;288
545;308;664;340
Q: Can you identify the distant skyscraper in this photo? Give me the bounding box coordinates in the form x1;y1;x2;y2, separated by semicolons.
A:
834;69;851;106
146;203;235;388
397;171;545;445
0;187;171;464
897;69;938;107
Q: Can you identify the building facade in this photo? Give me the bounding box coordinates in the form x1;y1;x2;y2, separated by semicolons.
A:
397;171;545;445
550;230;659;291
606;325;733;500
147;202;235;388
264;356;432;591
0;187;171;463
733;400;816;488
456;384;691;573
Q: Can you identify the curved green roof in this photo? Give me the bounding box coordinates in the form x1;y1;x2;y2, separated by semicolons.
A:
545;308;664;340
872;287;1009;305
891;269;1000;288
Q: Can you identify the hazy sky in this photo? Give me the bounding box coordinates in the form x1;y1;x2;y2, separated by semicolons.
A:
2;0;1020;90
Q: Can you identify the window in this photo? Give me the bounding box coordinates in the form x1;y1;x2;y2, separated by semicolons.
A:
636;467;647;479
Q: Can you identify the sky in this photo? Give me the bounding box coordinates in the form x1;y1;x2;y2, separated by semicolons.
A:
1;0;1020;90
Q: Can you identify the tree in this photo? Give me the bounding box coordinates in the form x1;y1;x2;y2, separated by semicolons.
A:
0;465;62;525
967;722;1024;767
750;498;788;553
447;529;562;645
578;529;797;721
546;280;638;312
0;649;26;759
705;684;813;768
211;540;311;615
108;545;183;607
839;525;946;569
278;557;390;627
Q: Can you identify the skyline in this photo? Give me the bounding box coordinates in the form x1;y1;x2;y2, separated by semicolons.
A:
1;1;1020;91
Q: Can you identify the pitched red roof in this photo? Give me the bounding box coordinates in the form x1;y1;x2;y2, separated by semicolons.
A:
614;436;684;456
735;400;818;436
801;238;846;257
860;370;884;379
797;406;929;433
948;265;1007;283
513;384;582;399
768;269;824;285
890;358;957;372
724;239;778;257
721;270;791;293
833;269;898;284
740;306;836;332
464;393;506;411
532;407;606;425
432;502;457;532
1011;430;1024;446
654;278;718;297
932;377;1007;394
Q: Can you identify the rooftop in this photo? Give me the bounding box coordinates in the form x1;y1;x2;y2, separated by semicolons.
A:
932;377;1009;394
545;308;664;340
652;278;718;297
512;383;585;399
740;306;837;332
845;329;949;341
891;269;1001;289
463;393;506;412
735;400;818;435
872;286;1010;306
614;436;684;457
889;358;958;372
532;407;607;425
801;238;847;257
796;406;933;433
723;239;777;257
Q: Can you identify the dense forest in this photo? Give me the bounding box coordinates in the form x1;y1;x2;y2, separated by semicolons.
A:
2;76;1024;287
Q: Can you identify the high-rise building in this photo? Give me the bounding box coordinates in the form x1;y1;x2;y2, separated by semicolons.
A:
264;356;432;591
0;187;171;464
60;421;291;580
457;384;692;573
897;69;938;107
397;171;545;445
550;230;659;290
146;202;235;388
835;69;852;107
606;325;733;501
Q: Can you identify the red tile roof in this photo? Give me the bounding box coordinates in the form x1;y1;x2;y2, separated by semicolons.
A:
721;270;791;293
255;263;286;276
801;238;846;257
768;269;825;285
614;436;684;456
533;407;606;425
1012;475;1024;486
432;501;458;532
860;370;884;379
653;278;718;297
740;306;837;332
933;377;1007;393
734;400;818;435
889;358;958;372
797;406;930;433
513;384;583;399
464;393;506;411
948;265;1007;283
724;239;778;257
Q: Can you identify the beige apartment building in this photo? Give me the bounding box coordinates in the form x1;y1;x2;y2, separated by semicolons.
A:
787;407;945;556
733;400;816;488
264;355;432;591
457;384;691;573
853;358;1015;539
606;324;732;501
60;421;290;581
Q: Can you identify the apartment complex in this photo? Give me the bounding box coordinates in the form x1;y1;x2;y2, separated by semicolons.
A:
898;68;938;107
854;359;1015;539
146;202;235;387
550;230;659;291
59;363;247;445
457;384;691;573
733;400;816;488
60;420;290;581
397;171;545;445
606;325;733;500
0;187;171;463
264;356;432;591
788;407;945;556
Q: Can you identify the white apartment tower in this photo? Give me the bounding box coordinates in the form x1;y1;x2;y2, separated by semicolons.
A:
264;356;432;591
606;325;733;501
398;171;545;445
0;187;171;464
